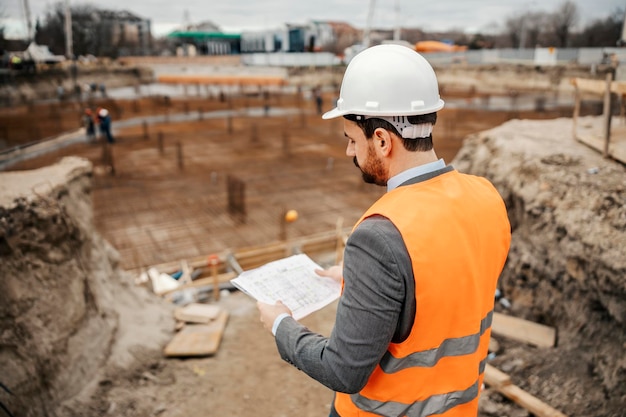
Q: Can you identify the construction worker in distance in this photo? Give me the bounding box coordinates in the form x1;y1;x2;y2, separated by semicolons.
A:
83;108;96;142
97;108;115;144
257;44;511;417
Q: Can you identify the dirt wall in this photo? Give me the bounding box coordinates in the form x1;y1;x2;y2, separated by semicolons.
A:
0;157;174;416
453;116;626;416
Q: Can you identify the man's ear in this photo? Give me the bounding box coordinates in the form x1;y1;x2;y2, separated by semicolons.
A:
374;128;392;156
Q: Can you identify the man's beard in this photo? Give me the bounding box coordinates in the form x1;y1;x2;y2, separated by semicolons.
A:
353;147;387;186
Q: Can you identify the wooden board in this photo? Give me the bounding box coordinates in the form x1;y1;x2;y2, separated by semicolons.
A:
491;312;556;348
571;78;606;95
164;310;229;357
163;272;237;296
157;74;287;86
498;384;568;417
576;126;626;165
484;363;511;388
571;77;626;96
179;259;192;285
174;303;222;323
484;364;568;417
488;337;500;353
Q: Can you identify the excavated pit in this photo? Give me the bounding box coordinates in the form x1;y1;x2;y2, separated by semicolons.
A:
0;62;624;415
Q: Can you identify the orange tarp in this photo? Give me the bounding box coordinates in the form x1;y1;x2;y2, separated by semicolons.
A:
415;41;468;53
157;74;287;86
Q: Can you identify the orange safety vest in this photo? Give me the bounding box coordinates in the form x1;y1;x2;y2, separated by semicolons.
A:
335;170;511;417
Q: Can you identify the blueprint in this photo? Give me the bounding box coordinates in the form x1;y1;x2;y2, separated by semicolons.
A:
231;254;341;320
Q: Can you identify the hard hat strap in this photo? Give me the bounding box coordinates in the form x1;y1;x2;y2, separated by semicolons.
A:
364;115;433;139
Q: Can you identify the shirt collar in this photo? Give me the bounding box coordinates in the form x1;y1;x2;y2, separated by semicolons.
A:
387;159;446;192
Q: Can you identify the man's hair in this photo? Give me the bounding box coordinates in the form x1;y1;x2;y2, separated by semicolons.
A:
344;113;437;152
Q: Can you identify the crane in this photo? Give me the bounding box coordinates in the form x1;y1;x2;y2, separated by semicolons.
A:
393;0;401;41
21;0;33;41
64;0;73;58
362;0;376;48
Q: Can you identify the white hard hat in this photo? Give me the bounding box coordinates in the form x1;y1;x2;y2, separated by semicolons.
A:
323;44;444;119
99;108;108;117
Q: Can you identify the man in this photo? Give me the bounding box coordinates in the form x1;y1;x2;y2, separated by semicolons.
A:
83;108;96;142
97;108;115;144
257;44;511;417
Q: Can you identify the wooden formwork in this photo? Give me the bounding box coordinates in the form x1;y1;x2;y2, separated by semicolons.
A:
571;74;626;163
157;74;287;86
131;227;350;281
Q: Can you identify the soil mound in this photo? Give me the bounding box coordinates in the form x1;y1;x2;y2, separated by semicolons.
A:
0;157;174;416
454;116;626;416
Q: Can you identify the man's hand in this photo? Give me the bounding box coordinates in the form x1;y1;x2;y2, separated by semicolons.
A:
257;300;292;333
314;264;343;284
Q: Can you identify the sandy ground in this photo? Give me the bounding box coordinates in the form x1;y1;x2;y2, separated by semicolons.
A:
74;290;341;417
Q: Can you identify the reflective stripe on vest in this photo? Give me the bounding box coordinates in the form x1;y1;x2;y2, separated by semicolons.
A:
351;379;479;417
379;311;492;373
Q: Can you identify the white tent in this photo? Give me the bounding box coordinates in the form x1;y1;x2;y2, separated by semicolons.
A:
24;42;66;64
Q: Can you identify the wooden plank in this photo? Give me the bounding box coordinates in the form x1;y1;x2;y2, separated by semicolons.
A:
157;74;287;86
126;228;352;276
603;73;613;157
571;78;606;95
484;363;511;388
491;312;556;348
164;310;229;357
498;382;568;417
484;364;568;417
185;272;238;287
209;254;221;301
161;272;237;296
613;82;626;95
572;88;580;139
488;337;500;353
571;77;626;96
576;128;626;165
174;303;221;323
572;74;626;164
179;259;192;285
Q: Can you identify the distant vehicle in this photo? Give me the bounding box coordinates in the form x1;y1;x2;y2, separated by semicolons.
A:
415;40;468;53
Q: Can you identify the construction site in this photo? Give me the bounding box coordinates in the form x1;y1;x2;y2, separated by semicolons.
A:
0;56;625;417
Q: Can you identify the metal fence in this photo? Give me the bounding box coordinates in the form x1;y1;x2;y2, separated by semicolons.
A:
241;47;626;72
418;47;626;67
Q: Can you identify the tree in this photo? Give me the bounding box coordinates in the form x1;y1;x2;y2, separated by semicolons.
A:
34;3;103;55
523;11;549;48
573;7;624;47
550;0;579;47
34;4;65;54
0;5;7;51
33;2;146;58
504;13;524;48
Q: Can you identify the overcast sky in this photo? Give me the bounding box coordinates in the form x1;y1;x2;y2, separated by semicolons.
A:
2;0;624;38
